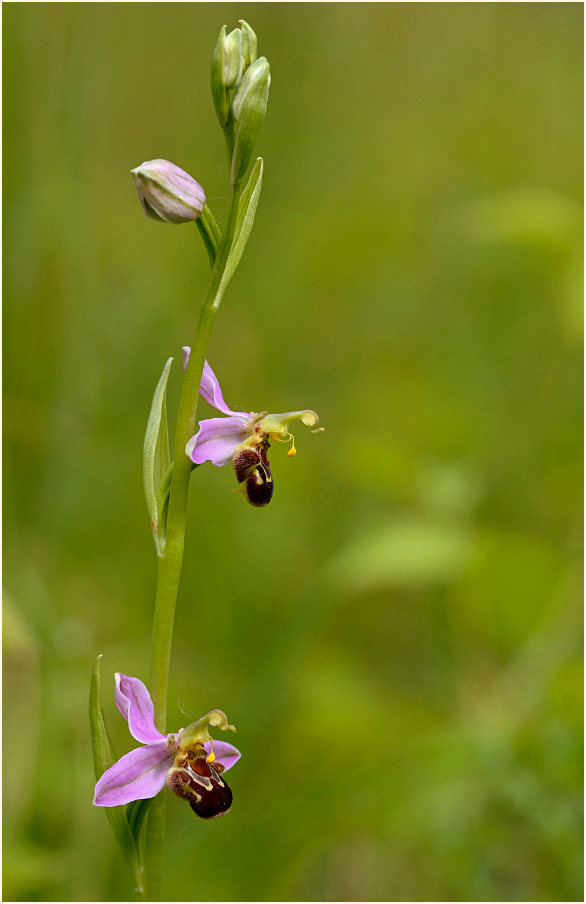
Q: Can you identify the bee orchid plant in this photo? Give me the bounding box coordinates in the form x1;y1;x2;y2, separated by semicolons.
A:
89;20;323;901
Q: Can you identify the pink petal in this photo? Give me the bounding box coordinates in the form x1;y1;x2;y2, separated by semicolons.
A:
115;674;166;744
93;741;173;806
182;351;241;417
199;360;242;416
185;416;251;466
203;740;241;772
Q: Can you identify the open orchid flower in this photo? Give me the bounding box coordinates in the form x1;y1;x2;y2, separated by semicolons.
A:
183;348;324;506
94;674;240;819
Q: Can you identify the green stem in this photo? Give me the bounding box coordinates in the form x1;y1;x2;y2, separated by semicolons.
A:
142;183;242;900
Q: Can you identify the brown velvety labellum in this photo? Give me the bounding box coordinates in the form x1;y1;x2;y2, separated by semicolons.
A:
233;439;274;506
168;756;233;819
245;461;274;506
233;447;261;483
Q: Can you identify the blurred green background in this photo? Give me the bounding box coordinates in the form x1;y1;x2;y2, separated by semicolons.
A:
3;3;583;901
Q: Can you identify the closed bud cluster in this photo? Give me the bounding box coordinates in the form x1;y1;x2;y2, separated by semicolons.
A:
131;159;206;224
210;20;269;184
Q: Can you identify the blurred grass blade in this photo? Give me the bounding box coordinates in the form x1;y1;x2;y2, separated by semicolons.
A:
220;157;263;292
143;356;173;557
89;655;143;891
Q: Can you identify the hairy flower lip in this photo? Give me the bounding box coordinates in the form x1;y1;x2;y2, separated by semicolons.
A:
93;673;240;807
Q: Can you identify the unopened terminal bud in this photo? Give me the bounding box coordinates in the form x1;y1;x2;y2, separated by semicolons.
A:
211;25;243;126
230;57;270;184
239;20;258;71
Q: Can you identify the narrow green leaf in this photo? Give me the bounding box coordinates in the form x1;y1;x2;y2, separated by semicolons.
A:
143;357;173;556
219;157;263;297
232;157;263;266
155;465;172;547
89;656;142;887
196;204;222;267
152;364;172;502
127;798;153;845
89;655;118;774
152;462;199;551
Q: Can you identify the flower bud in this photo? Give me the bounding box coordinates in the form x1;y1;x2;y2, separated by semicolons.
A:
131;159;206;224
239;19;258;71
230;57;270;184
231;56;270;122
211;25;243;127
223;28;243;86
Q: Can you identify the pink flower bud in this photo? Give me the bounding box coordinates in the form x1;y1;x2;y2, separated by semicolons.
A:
131;159;206;224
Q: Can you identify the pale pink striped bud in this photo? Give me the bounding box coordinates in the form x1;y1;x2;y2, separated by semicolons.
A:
131;159;206;224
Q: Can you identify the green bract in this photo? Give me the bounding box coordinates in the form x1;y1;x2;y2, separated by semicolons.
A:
220;157;264;297
89;656;148;895
143;357;173;556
